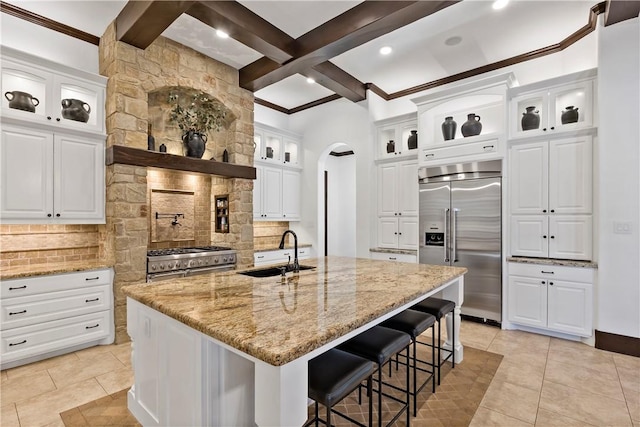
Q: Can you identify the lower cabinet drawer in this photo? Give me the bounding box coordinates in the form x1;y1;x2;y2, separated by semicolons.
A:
1;285;111;330
370;252;417;263
508;262;594;282
1;268;111;299
422;139;498;162
0;310;111;364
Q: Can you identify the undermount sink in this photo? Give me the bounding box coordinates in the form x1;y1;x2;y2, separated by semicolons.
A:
238;264;315;278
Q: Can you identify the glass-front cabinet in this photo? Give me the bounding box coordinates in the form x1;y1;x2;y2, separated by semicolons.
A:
509;69;595;139
1;47;105;135
376;113;418;160
254;123;301;165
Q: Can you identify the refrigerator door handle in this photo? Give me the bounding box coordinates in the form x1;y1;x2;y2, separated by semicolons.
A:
444;208;450;262
452;208;459;262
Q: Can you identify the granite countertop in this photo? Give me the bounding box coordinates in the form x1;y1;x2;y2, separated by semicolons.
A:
122;256;466;366
370;247;418;255
253;243;312;253
1;260;114;280
508;257;598;268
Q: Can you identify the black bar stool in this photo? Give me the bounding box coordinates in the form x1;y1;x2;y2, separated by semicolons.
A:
381;309;436;416
306;348;377;427
338;325;412;427
412;297;456;385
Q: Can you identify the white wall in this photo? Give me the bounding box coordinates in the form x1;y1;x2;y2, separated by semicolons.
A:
1;13;99;73
325;154;356;257
596;17;640;338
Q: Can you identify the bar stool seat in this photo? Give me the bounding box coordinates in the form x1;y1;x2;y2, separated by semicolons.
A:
412;297;456;385
381;309;437;416
339;326;412;427
307;348;376;427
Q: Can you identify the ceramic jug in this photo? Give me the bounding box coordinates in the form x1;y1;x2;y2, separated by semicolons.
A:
461;113;482;137
5;91;39;113
561;106;579;124
521;106;540;131
61;98;91;123
183;130;207;158
441;116;457;140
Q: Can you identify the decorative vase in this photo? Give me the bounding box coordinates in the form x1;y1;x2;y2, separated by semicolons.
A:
4;91;39;113
461;113;482;137
284;152;291;162
266;146;274;158
183;130;207;158
441;116;457;140
222;149;229;163
521;106;540;131
61;98;90;123
147;124;155;151
561;106;579;124
386;140;395;153
159;144;167;153
407;130;418;149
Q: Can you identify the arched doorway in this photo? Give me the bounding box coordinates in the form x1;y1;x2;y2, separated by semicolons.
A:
317;143;356;257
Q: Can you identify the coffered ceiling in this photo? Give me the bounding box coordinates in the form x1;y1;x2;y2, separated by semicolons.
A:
2;0;638;114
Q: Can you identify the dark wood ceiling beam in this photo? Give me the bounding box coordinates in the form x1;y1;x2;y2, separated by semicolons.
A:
305;62;367;102
605;0;640;26
116;1;196;49
289;94;343;115
187;2;295;64
254;97;290;114
240;0;459;92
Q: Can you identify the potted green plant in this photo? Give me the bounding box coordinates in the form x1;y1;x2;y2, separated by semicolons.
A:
168;91;227;158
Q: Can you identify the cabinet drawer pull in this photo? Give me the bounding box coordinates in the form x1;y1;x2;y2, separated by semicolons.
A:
9;310;27;316
85;298;100;303
85;277;100;281
389;257;397;260
483;145;494;150
257;255;265;259
85;324;100;330
9;340;27;347
8;285;27;290
425;153;434;158
541;270;554;274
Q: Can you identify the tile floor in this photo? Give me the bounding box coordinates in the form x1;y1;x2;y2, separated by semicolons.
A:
1;320;638;426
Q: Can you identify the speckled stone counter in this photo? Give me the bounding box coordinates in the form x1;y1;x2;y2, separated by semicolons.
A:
122;256;466;366
369;247;418;255
253;243;312;252
508;257;598;268
0;260;113;280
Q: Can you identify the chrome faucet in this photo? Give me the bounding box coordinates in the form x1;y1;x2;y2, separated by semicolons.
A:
279;230;299;273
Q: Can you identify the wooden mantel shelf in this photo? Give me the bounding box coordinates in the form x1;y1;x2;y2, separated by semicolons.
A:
106;146;256;180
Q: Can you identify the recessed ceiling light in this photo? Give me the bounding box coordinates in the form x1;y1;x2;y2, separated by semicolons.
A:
379;46;392;55
444;36;462;46
306;77;315;84
216;29;229;39
492;0;509;10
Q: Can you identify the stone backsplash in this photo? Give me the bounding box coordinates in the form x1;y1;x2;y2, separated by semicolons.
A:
254;221;292;250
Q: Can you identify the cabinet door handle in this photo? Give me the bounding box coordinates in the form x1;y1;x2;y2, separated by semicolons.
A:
394;232;398;235
543;128;547;131
9;310;27;316
47;213;52;217
55;118;61;122
550;235;555;239
398;212;402;215
56;213;60;217
541;270;555;274
549;281;554;285
85;277;100;281
394;212;398;216
542;209;547;213
543;235;547;239
85;298;100;303
9;340;27;347
85;324;100;329
541;281;546;284
8;285;27;290
398;232;402;235
550;127;555;130
550;209;555;213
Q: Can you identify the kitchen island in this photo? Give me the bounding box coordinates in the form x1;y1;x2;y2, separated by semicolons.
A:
122;256;467;427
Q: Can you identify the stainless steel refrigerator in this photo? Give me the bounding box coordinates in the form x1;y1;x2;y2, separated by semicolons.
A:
418;160;502;323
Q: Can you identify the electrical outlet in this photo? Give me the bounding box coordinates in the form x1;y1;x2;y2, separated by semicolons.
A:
613;222;632;234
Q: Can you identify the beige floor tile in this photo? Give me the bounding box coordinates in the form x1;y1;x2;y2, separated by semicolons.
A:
548;338;618;376
619;365;640;394
1;403;20;427
539;380;632;426
470;406;533;426
624;388;640;423
460;322;500;351
493;329;551;348
486;340;548;370
0;369;56;405
47;352;125;389
95;367;134;395
42;416;65;427
545;358;625;401
109;342;132;368
534;407;596;426
4;352;79;380
493;359;544;392
480;379;540;424
74;343;117;360
15;378;107;427
1;370;7;382
614;353;640;370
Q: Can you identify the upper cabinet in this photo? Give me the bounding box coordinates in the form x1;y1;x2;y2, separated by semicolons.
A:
376;114;418;160
254;123;301;166
508;69;596;140
1;47;106;135
413;73;515;166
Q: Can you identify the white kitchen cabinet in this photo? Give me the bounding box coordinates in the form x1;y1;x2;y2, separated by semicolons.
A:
378;160;418;217
254;123;301;166
510;215;592;260
1;125;105;223
254;247;312;266
510;137;592;215
509;69;595;140
377;217;418;250
253;164;282;219
370;251;417;263
1;46;106;135
282;168;301;220
0;268;114;369
375;114;418;160
507;262;593;337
